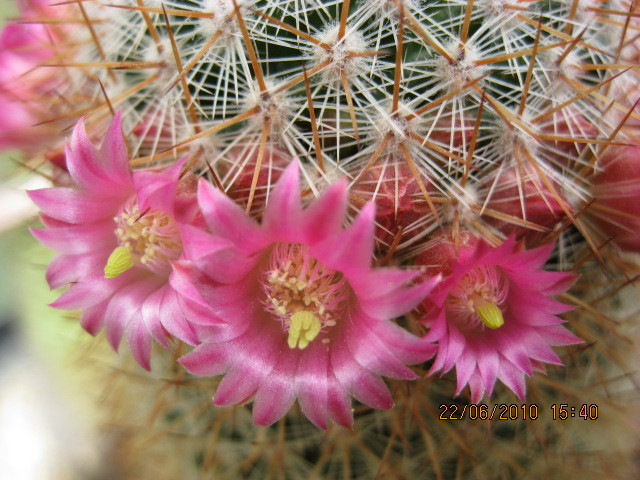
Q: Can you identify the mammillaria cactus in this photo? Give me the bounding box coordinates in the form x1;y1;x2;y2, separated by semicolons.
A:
3;0;640;477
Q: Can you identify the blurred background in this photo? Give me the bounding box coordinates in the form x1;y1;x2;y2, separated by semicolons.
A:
0;2;106;478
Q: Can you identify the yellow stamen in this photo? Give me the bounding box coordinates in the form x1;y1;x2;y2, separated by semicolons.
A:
287;311;322;350
476;302;504;329
104;246;134;278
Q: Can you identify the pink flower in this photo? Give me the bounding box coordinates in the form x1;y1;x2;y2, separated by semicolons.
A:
416;232;580;402
173;161;439;429
0;0;70;152
28;114;199;369
0;1;56;85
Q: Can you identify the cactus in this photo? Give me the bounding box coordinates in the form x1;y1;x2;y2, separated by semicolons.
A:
3;0;640;478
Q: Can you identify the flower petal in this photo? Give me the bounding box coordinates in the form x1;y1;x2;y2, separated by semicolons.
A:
50;274;127;310
133;157;186;214
312;202;375;273
30;223;115;254
358;274;440;320
262;159;302;240
331;336;393;410
300;178;348;244
103;279;158;352
180;224;257;284
214;328;281;406
80;301;108;336
160;288;199;345
141;288;171;348
180;342;229;377
45;252;106;289
29;187;121;223
348;315;420;379
252;347;298;427
128;313;153;371
197;179;264;250
98;111;133;185
66;119;127;194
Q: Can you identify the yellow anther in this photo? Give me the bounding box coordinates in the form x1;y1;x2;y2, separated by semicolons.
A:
287;311;322;350
476;302;504;329
104;246;134;279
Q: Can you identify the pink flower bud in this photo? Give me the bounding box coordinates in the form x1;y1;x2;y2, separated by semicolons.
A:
591;145;640;251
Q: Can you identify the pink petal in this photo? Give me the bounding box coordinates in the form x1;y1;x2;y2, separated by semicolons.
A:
214;368;262;407
349;315;419;380
349;369;393;410
169;261;220;313
296;345;354;428
365;318;435;364
214;328;281;406
540;324;583;346
497;359;527;401
454;350;477;396
475;344;500;395
525;330;563;365
180;224;257;284
496;334;533;376
128;314;153;371
103;280;157;351
262;159;302;239
312;202;375;273
180;342;229;376
29;223;115;254
66;120;128;194
296;341;331;429
331;337;393;410
159;288;199;345
468;370;486;403
141;288;170;348
326;373;354;429
80;302;108;335
252;347;299;426
50;274;127;310
358;275;440;320
172;264;255;327
350;268;421;301
98;111;133;185
300;179;348;244
29;188;121;223
198;179;264;250
133;157;186;214
441;326;466;373
45;252;106;289
422;309;448;342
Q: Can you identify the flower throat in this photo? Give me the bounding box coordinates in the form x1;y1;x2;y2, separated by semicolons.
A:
262;243;349;349
104;201;182;278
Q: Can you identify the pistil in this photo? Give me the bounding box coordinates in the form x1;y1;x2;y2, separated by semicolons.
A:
446;265;508;330
263;243;349;349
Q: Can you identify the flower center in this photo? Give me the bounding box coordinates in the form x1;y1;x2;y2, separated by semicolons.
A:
262;243;349;349
104;201;182;278
446;265;508;330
